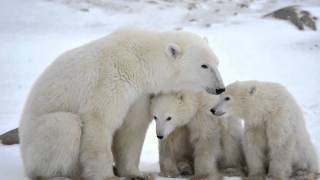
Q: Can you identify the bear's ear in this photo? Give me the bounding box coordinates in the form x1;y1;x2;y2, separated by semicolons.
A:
166;43;182;59
249;86;256;95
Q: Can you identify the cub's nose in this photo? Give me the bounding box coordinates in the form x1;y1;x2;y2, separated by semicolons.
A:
157;135;163;139
216;88;225;95
210;108;216;115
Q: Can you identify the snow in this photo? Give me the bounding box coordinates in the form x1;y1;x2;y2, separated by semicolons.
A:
0;0;319;179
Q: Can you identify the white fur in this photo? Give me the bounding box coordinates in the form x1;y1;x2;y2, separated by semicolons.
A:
158;126;193;178
19;28;224;180
150;91;244;179
212;80;319;180
112;94;152;177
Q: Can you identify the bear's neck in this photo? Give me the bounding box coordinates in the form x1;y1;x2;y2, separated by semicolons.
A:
145;75;179;94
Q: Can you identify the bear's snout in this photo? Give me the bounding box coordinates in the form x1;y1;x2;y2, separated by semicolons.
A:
157;135;164;139
216;88;225;95
210;108;225;116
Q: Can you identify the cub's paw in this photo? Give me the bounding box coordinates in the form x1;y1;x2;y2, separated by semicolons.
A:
35;177;73;180
221;167;244;177
191;175;209;180
191;174;222;180
291;171;319;180
266;175;287;180
104;176;124;180
159;169;180;178
177;161;193;176
243;175;266;180
293;170;308;177
127;173;155;180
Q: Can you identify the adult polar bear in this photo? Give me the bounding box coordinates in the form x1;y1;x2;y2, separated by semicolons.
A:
19;28;225;180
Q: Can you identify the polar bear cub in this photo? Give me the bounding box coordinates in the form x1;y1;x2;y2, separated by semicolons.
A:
19;28;225;180
150;91;244;179
211;80;319;180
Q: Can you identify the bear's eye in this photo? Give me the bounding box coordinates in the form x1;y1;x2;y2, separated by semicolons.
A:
166;117;172;121
153;116;158;120
224;97;230;101
201;64;208;69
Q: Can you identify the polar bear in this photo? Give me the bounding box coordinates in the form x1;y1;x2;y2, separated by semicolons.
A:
211;81;319;180
19;28;225;180
150;91;244;180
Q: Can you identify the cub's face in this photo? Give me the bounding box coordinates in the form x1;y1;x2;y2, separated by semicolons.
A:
164;35;225;95
210;92;236;118
210;83;256;118
150;93;188;140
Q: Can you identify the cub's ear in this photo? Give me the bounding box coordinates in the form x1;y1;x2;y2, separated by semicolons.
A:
249;86;257;95
166;43;182;59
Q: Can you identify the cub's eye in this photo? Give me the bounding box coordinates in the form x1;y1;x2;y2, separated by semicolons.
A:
224;97;230;101
166;117;172;121
201;64;208;69
153;116;158;120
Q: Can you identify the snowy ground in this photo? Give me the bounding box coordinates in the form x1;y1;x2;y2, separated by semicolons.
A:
0;0;320;179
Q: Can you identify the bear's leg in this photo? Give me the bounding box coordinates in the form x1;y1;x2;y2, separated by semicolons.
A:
80;89;135;180
242;129;267;180
219;123;245;177
159;158;180;178
113;95;152;178
266;113;292;180
20;112;81;180
80;113;117;180
159;134;180;178
192;140;223;180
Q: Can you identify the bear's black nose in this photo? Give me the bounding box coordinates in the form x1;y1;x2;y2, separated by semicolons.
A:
216;88;225;95
157;135;163;139
210;108;216;115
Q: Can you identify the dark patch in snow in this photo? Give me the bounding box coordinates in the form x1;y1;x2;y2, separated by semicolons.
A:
264;6;317;31
0;128;19;145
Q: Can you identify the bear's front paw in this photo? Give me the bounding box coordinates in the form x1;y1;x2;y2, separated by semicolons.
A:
177;161;193;176
36;177;72;180
159;168;180;178
191;174;209;180
267;174;289;180
104;176;124;180
128;173;155;180
191;174;222;180
243;174;266;180
221;167;244;177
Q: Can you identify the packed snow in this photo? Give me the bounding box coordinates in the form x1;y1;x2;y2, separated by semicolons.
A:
0;0;319;179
